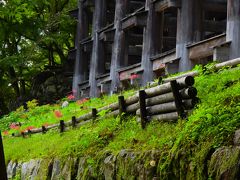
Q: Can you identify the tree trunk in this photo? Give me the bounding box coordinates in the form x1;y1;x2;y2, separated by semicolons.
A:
8;67;20;97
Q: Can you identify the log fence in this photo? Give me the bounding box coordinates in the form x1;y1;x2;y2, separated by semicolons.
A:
12;76;198;137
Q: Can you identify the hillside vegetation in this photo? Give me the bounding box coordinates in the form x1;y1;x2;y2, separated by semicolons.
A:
1;65;240;179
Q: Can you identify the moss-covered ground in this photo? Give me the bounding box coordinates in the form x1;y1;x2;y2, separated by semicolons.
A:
1;65;240;179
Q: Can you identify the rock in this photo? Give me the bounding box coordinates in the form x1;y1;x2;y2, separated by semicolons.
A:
76;157;87;179
208;146;240;180
31;71;71;104
103;154;116;180
34;159;53;180
7;161;18;179
61;101;69;108
21;159;41;180
51;159;61;180
233;129;240;146
116;150;160;179
61;157;72;180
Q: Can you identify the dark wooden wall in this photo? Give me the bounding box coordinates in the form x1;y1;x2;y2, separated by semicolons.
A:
72;0;236;98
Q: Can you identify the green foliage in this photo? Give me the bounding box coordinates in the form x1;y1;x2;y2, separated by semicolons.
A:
0;0;77;111
1;66;240;179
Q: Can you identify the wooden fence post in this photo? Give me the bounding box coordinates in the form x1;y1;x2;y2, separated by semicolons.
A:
139;90;148;129
28;130;32;137
42;126;47;134
72;116;77;128
118;96;126;123
92;108;97;122
0;132;8;180
60;120;65;133
21;131;25;138
170;80;185;118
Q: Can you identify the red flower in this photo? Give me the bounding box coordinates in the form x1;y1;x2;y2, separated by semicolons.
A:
67;94;75;100
130;74;139;80
10;123;20;130
54;110;63;118
3;131;9;136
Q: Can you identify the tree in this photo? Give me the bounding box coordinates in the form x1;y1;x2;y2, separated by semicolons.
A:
0;0;77;114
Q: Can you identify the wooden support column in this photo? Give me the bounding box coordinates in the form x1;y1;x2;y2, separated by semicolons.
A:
110;0;128;94
158;12;164;54
193;0;204;42
141;0;156;85
227;0;240;59
72;0;88;98
176;0;194;72
89;0;107;97
0;132;7;180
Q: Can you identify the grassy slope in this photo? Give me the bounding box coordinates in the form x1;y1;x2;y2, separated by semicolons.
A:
1;66;240;178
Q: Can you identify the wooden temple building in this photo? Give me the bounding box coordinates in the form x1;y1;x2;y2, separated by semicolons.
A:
69;0;240;97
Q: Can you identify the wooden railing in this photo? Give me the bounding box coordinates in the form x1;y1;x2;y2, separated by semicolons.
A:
14;76;197;137
14;57;240;137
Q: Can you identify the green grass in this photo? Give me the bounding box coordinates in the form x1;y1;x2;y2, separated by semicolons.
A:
0;88;136;135
3;116;178;162
1;65;240;179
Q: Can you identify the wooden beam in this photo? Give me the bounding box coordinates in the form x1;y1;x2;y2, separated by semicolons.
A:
99;29;115;42
188;34;226;60
152;51;176;71
154;0;180;12
122;12;147;30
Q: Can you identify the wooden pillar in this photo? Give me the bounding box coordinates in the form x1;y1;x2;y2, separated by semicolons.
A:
193;0;204;42
227;0;240;59
141;0;156;85
110;0;128;94
72;0;88;98
176;0;194;72
89;0;107;97
157;12;164;54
